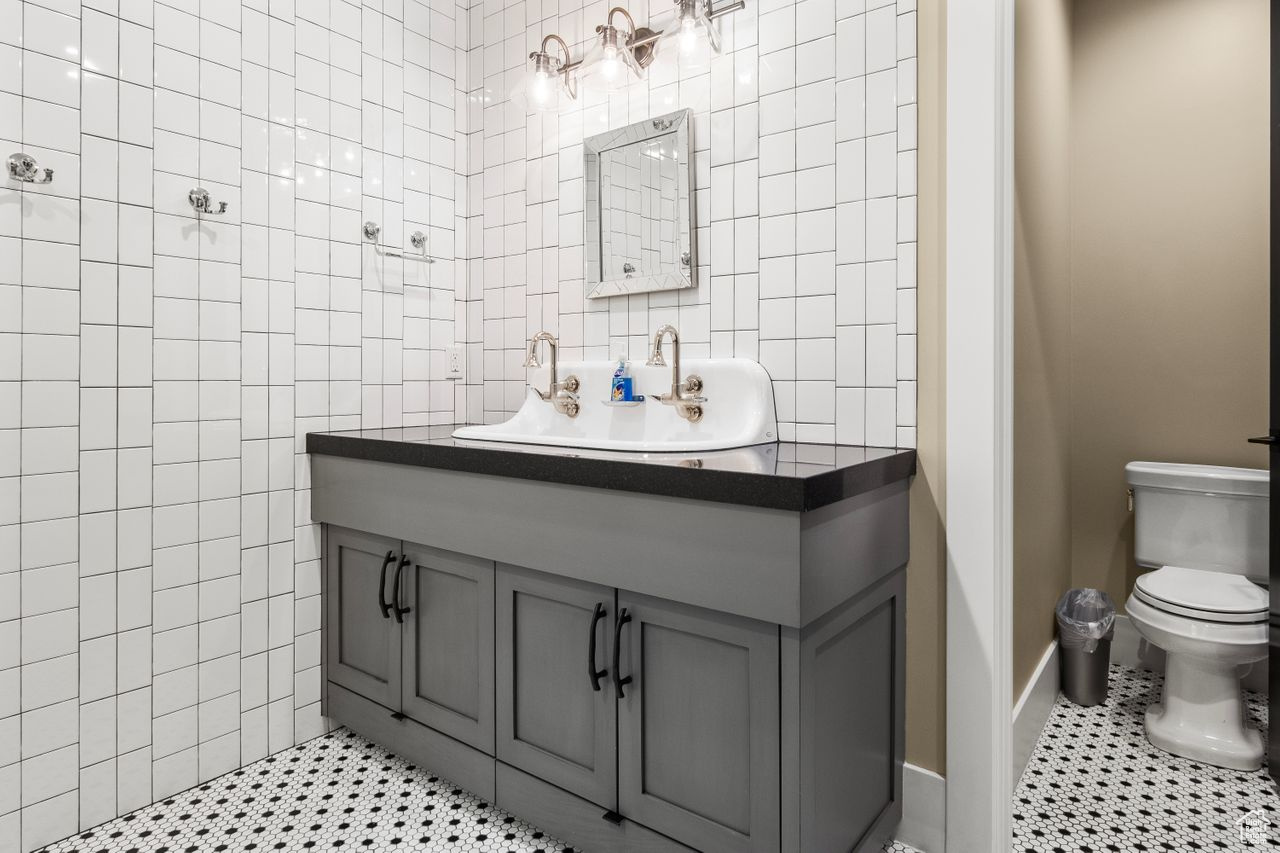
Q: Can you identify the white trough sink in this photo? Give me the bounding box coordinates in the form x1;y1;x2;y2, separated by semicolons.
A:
452;358;778;452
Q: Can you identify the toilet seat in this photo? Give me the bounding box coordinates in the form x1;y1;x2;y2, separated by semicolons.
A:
1132;566;1268;624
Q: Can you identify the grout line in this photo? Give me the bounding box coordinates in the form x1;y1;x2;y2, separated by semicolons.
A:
13;0;24;844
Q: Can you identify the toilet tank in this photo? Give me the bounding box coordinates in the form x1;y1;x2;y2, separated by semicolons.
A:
1126;461;1269;582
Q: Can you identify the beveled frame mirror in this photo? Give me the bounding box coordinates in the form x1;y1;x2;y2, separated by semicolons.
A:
584;109;696;299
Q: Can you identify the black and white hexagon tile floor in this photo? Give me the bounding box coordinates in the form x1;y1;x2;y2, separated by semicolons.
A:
1014;664;1280;852
42;663;1279;853
35;727;920;853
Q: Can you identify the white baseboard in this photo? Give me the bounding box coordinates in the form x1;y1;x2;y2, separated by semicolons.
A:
891;643;1058;851
894;762;945;853
1110;613;1267;694
1011;641;1059;785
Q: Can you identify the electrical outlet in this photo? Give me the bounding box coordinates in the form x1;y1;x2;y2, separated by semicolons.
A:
445;344;464;380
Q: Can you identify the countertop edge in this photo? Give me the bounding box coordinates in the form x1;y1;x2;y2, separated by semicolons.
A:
305;432;917;512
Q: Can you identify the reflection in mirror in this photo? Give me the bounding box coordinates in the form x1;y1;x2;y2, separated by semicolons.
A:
585;109;696;299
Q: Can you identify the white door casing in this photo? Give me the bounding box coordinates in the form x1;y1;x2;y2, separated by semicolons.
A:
944;0;1016;850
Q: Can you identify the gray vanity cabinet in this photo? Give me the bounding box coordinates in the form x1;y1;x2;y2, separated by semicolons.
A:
313;446;913;853
616;593;781;853
400;544;495;754
495;565;618;810
325;528;497;757
324;527;403;711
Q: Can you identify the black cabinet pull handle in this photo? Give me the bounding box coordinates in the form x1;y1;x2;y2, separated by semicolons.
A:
601;810;624;825
612;608;633;698
588;602;608;691
390;711;406;721
1248;436;1277;445
392;554;412;623
377;551;394;618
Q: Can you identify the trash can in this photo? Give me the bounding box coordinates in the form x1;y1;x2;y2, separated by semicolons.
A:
1055;588;1116;706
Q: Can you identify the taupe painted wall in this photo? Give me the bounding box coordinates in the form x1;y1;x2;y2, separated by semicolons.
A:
1068;0;1270;603
1013;0;1075;698
1013;0;1270;698
905;0;947;775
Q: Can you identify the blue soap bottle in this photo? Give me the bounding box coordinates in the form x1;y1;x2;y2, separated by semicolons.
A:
610;357;635;401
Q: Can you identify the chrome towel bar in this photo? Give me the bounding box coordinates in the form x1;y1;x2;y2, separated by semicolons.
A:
362;221;434;262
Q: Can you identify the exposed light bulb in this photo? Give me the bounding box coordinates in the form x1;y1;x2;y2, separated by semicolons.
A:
532;69;550;104
598;23;626;82
679;16;698;55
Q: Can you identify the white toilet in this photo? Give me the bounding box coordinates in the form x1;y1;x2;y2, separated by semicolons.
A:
1125;461;1270;771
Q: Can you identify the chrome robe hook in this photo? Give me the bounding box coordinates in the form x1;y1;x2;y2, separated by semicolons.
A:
7;152;53;184
188;187;229;215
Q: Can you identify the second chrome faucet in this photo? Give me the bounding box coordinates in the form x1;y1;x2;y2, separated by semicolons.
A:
646;324;707;423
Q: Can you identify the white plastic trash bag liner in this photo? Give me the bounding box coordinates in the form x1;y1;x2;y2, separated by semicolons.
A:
1055;588;1116;653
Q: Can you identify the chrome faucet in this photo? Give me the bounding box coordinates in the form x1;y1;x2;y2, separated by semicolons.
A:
524;331;581;418
646;324;706;423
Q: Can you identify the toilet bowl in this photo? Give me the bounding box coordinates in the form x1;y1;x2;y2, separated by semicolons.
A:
1125;462;1270;771
1125;571;1267;769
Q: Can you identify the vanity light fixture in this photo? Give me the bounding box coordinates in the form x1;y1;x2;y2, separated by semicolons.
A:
523;33;579;111
519;0;745;110
593;7;660;84
597;11;626;80
672;0;727;56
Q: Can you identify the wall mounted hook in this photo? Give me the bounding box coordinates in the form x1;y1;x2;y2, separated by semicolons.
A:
7;152;54;184
188;187;229;215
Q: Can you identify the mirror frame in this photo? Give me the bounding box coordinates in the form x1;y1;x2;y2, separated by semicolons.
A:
584;108;696;299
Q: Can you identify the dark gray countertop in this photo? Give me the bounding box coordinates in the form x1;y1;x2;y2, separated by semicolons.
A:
305;426;917;512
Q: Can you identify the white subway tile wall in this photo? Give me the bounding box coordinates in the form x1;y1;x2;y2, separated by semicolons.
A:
0;0;916;849
472;0;917;447
0;0;467;850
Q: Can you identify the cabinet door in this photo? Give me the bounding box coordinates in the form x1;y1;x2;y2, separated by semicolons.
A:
617;593;780;853
325;527;402;710
400;543;495;754
496;564;617;809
